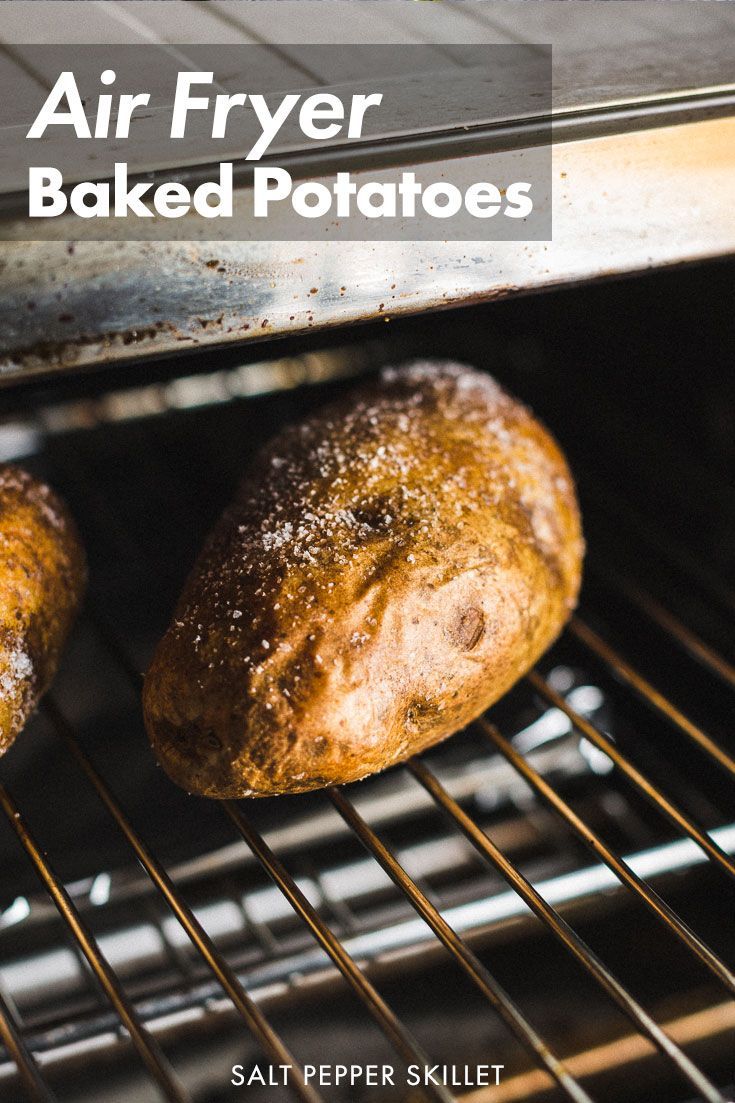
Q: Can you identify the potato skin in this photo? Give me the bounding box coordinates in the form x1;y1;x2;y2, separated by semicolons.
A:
0;466;86;754
144;362;583;798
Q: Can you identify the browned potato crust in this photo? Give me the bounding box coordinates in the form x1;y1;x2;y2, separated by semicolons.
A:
0;466;86;754
144;362;583;797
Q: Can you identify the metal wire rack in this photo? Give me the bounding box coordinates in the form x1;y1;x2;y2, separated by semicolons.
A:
0;355;732;1103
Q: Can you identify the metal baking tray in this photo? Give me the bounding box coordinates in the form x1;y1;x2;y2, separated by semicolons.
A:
1;0;734;382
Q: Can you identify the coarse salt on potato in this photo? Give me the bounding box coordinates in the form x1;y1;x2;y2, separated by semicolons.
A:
144;362;583;797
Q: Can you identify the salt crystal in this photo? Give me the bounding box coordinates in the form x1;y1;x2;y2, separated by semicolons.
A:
0;648;33;700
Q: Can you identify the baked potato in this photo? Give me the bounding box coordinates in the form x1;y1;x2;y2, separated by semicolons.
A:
0;466;86;754
144;361;583;797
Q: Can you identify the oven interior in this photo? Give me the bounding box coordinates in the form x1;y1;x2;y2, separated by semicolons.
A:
0;260;732;1103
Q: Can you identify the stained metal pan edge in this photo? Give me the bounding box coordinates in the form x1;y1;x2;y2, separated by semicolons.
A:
1;106;734;381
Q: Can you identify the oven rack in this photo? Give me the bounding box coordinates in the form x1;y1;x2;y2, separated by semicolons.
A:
0;571;732;1103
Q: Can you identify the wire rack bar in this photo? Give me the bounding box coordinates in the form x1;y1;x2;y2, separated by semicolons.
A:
588;564;735;691
472;999;735;1103
327;787;595;1103
224;801;457;1103
0;989;55;1103
406;758;727;1103
526;671;735;881
0;785;190;1103
570;617;735;780
43;700;324;1103
476;718;735;994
